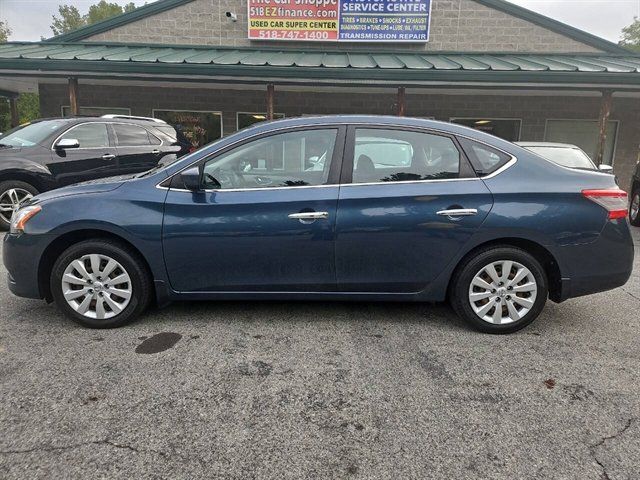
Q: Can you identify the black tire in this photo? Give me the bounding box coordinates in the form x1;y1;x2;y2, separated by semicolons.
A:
50;239;152;328
0;180;39;231
630;188;640;227
450;246;548;334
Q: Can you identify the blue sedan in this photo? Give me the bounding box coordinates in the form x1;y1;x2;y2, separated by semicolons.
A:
2;116;634;333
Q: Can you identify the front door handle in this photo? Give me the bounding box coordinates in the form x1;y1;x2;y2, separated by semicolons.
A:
102;154;116;160
288;211;329;222
437;208;478;218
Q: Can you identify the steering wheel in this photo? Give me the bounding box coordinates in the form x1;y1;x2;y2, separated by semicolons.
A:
210;168;244;188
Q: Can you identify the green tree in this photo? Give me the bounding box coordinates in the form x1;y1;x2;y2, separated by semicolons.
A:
620;17;640;52
17;94;41;124
51;5;84;36
0;21;40;131
51;1;138;35
0;20;11;42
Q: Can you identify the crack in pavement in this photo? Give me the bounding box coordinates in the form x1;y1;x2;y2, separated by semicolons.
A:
0;439;168;459
621;288;640;304
589;418;636;480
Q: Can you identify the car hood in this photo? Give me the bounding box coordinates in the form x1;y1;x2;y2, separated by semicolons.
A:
0;145;23;154
29;175;133;204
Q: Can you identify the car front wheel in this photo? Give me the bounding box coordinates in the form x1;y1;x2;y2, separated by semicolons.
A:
0;180;39;231
450;246;548;334
630;189;640;226
50;239;152;328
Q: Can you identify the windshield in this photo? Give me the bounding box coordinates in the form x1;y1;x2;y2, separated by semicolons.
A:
525;146;596;169
0;120;68;148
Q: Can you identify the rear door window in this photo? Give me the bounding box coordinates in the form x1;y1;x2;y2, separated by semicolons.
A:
113;124;156;147
350;128;464;184
458;137;511;176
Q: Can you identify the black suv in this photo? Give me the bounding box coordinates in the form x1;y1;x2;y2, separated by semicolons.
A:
0;115;189;229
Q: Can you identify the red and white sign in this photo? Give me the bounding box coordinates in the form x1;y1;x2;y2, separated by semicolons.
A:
248;0;340;42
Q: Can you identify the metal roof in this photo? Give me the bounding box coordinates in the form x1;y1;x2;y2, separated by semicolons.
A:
2;42;640;88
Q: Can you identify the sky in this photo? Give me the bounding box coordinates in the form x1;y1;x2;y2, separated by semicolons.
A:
0;0;638;43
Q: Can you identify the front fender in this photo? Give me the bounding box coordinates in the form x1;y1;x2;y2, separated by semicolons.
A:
0;160;54;191
23;178;169;288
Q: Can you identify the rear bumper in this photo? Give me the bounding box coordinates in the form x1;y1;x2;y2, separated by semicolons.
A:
554;219;634;302
3;233;51;299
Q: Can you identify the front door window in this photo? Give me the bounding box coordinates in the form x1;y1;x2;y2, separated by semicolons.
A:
60;123;109;148
202;129;338;190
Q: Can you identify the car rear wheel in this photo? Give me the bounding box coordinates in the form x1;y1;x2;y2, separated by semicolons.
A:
630;189;640;226
0;181;39;231
450;246;548;334
50;239;152;328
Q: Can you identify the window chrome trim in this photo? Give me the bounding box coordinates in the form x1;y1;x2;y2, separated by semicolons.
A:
340;177;480;188
164;184;339;193
156;121;519;191
481;157;517;179
51;121;166;150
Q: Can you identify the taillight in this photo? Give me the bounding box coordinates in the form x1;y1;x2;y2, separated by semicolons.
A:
582;189;628;219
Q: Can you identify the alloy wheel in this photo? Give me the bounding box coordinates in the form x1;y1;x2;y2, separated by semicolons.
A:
0;188;33;224
61;254;132;320
631;193;640;221
468;260;538;325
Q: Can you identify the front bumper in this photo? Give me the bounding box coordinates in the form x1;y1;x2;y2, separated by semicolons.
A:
3;233;53;299
555;219;634;301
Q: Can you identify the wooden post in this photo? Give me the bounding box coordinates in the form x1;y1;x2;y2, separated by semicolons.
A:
9;96;19;128
266;83;274;121
397;87;406;116
594;90;613;166
68;77;79;116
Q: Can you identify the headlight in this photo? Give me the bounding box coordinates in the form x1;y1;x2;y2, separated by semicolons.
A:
10;205;41;234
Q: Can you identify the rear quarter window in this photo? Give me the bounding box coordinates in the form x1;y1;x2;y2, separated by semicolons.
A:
458;137;511;176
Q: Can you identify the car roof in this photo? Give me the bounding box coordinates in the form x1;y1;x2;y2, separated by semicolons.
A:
240;115;519;150
515;142;580;149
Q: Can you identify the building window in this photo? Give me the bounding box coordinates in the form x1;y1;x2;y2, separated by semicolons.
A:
450;118;522;142
62;106;131;117
153;110;223;149
237;112;285;130
545;119;619;166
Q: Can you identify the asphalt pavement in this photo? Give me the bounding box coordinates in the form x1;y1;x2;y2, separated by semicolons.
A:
1;229;639;479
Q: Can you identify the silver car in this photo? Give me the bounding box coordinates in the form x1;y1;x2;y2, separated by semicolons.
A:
516;142;613;173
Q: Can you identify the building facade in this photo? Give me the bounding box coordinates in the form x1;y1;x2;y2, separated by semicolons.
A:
0;0;639;188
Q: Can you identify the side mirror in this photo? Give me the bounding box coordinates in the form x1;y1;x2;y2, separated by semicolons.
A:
598;164;614;173
180;166;202;191
55;138;80;149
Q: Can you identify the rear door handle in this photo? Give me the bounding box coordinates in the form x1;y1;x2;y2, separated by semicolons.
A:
437;208;478;217
288;211;329;221
102;154;116;160
151;149;160;154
